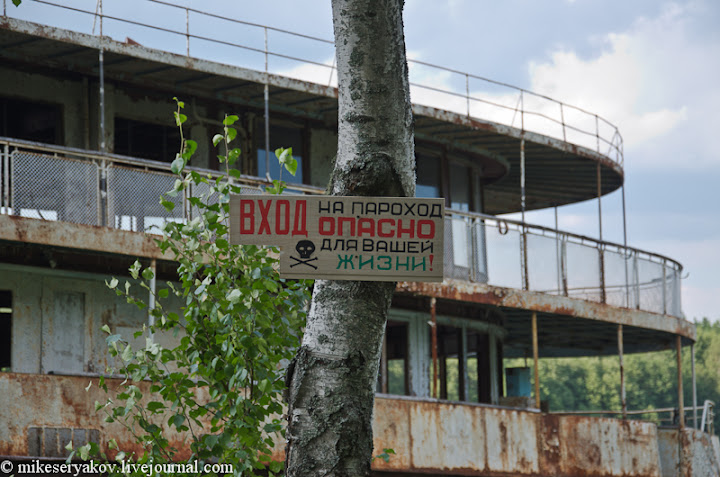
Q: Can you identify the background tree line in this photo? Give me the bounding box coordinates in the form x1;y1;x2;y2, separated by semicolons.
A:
534;318;720;429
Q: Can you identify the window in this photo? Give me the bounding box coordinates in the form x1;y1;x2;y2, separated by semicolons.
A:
114;117;181;162
416;153;441;198
0;291;11;370
0;96;62;144
256;125;305;184
432;322;495;403
378;321;409;395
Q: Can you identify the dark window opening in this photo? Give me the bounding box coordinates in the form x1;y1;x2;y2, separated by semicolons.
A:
416;153;442;199
437;325;462;400
114;117;181;163
0;290;11;370
0;96;62;144
256;124;305;185
378;321;409;395
433;324;493;403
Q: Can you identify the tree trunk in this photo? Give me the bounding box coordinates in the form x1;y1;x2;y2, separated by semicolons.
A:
285;0;415;476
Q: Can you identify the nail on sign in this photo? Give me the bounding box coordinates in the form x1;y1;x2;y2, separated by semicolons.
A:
229;195;444;282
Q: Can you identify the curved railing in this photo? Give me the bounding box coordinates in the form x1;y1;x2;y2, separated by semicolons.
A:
0;138;676;317
444;209;682;317
3;0;623;165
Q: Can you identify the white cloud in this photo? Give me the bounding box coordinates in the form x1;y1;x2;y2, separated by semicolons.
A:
524;3;720;168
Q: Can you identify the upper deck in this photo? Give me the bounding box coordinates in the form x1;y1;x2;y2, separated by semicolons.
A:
0;0;624;214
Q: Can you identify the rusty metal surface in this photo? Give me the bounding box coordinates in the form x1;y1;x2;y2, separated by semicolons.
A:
658;428;720;477
0;215;171;261
371;396;662;476
0;373;206;460
1;375;670;476
396;279;696;351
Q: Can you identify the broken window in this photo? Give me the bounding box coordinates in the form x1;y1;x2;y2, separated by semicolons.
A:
0;96;62;144
114;117;181;162
0;290;11;370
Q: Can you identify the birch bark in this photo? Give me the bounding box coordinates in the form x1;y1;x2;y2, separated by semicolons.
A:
285;0;415;475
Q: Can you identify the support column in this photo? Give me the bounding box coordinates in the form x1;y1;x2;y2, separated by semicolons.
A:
263;28;271;181
597;163;606;303
618;324;626;419
148;258;157;342
532;311;540;410
430;297;438;399
677;335;684;428
692;344;697;429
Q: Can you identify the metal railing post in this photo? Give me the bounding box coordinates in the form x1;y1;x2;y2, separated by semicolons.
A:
662;260;668;315
561;237;568;297
465;73;470;118
185;8;190;56
595;114;600;152
263;27;271;181
2;143;8;214
559;103;566;142
633;253;640;309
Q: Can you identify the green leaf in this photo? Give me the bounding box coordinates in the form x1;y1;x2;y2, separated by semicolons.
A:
173;111;187;126
85;381;92;392
101;324;111;335
227;289;242;304
170;414;185;429
183;139;198;159
223;115;239;126
106;277;118;289
276;147;292;164
142;267;154;281
129;261;142;279
226;127;237;142
12;0;21;6
212;134;224;147
121;344;133;362
160;197;176;212
147;401;165;412
158;288;169;299
170;154;185;174
173;97;185;109
285;157;298;176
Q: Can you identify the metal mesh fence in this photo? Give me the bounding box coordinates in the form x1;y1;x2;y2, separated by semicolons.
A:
565;241;602;303
0;139;683;318
11;151;99;225
107;165;183;233
603;249;631;308
526;232;561;294
484;223;523;289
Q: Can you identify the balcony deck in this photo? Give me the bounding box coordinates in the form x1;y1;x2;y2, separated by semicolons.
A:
0;137;693;355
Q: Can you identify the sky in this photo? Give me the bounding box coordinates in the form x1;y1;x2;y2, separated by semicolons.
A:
13;0;720;321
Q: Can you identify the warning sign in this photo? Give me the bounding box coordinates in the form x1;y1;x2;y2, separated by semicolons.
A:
229;196;444;282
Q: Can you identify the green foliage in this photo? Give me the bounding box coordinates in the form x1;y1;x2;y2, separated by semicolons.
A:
81;100;311;476
12;0;21;6
535;319;720;429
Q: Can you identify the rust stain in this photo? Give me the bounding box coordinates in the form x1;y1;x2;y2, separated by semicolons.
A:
395;280;696;341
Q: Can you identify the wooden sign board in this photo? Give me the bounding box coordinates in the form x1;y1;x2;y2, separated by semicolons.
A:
229;196;444;282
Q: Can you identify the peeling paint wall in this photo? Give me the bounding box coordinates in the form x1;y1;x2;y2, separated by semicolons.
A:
0;263;182;375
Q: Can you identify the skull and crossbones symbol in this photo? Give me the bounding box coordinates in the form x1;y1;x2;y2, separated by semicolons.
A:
290;240;318;269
